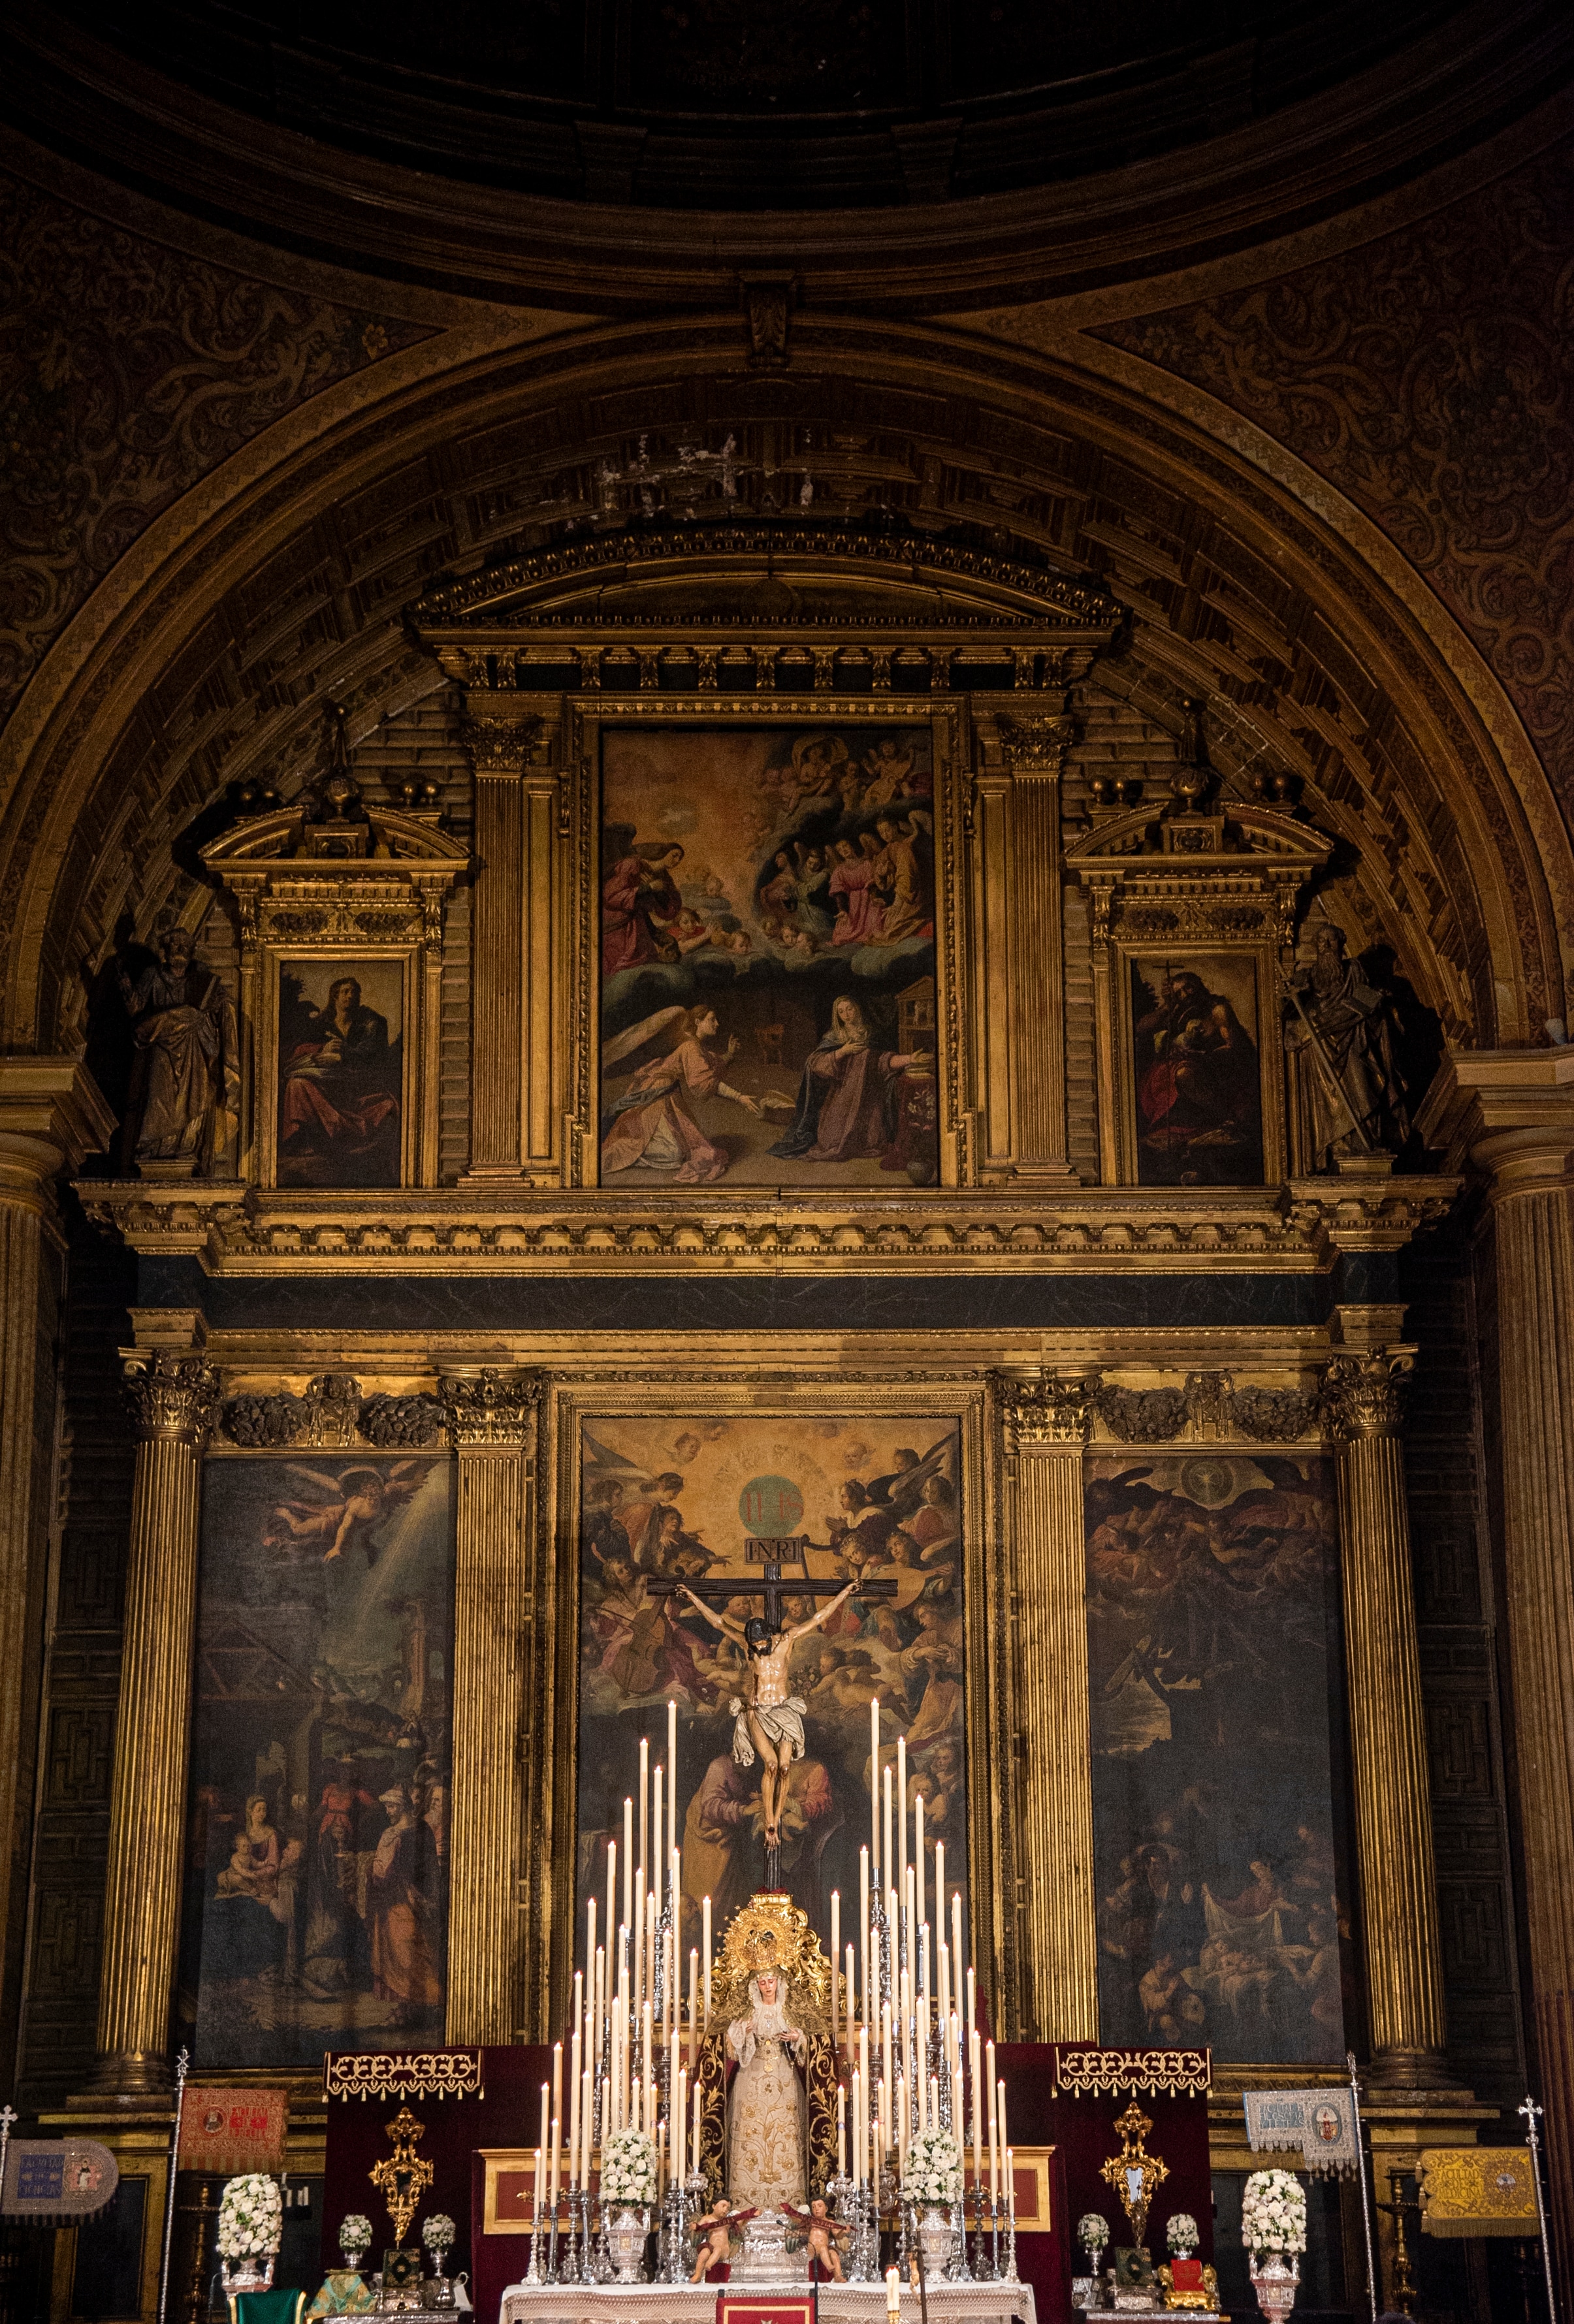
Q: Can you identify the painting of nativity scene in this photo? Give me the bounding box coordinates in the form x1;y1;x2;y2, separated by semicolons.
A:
181;1455;453;2067
600;726;940;1186
575;1414;968;1965
1085;1452;1353;2062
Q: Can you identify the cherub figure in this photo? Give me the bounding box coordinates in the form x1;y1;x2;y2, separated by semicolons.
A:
263;1461;425;1566
690;2195;752;2282
788;2197;850;2281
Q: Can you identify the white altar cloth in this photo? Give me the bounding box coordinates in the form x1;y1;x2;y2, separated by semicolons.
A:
500;2284;1036;2324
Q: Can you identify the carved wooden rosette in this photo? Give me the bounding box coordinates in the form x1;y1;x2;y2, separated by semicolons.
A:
993;1367;1099;2040
1321;1345;1447;2084
439;1369;541;2044
93;1353;221;2088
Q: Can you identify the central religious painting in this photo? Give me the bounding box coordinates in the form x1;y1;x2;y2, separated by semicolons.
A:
576;1412;967;1969
599;724;940;1187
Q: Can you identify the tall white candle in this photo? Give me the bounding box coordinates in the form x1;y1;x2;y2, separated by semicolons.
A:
534;2143;543;2222
952;1891;964;2019
621;1802;633;1935
837;2084;846;2177
606;1841;617;1997
915;1792;925;1933
852;2066;863;2186
550;2114;561;2216
692;2081;703;2180
933;1844;944;1934
651;1762;664;1926
846;1945;856;2063
987;2040;998;2199
539;2083;550;2169
897;1736;908;1891
638;1736;649;1894
858;2025;869;2180
568;2027;581;2174
869;1696;880;1872
966;1964;976;2035
702;1897;713;2022
688;1949;699;2069
997;2082;1008;2185
882;1766;893;1886
667;1698;679;1870
830;1888;841;2050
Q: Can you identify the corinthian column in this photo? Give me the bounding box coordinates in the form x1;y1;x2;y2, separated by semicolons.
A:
1422;1049;1574;2280
440;1367;539;2044
92;1350;219;2092
0;1059;112;2084
1322;1346;1448;2085
993;1369;1097;2039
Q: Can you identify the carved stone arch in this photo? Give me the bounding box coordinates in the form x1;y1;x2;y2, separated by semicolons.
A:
0;315;1565;1064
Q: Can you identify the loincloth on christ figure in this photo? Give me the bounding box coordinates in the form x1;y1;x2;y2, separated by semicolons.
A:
729;1695;806;1767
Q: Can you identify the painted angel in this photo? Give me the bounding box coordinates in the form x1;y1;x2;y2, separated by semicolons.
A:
263;1461;425;1565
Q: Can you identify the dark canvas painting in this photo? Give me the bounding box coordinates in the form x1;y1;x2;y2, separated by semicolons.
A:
182;1456;453;2068
1085;1452;1352;2062
1129;953;1264;1186
276;957;404;1187
600;725;940;1188
577;1415;967;1964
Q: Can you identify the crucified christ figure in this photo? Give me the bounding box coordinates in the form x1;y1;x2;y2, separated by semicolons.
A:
679;1580;857;1853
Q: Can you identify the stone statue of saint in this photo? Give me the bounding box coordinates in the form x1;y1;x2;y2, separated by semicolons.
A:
118;926;240;1177
726;1967;807;2212
1283;923;1409;1170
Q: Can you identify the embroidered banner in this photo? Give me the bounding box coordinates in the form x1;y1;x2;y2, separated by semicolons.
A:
324;2047;483;2103
1053;2045;1211;2097
179;2085;289;2174
1243;2087;1358;2176
1;2139;118;2221
1419;2148;1539;2237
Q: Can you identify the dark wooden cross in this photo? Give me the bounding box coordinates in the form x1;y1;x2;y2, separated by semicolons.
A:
646;1536;897;1636
647;1538;897;1892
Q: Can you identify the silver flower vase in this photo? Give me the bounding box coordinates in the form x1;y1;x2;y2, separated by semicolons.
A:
1249;2253;1300;2321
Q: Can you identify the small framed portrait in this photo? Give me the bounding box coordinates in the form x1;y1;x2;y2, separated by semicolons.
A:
1118;950;1278;1186
264;954;412;1188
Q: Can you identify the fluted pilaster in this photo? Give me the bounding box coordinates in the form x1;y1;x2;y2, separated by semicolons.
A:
93;1351;219;2090
995;1369;1097;2037
441;1367;539;2043
1323;1345;1447;2083
0;1061;112;2082
462;714;532;1179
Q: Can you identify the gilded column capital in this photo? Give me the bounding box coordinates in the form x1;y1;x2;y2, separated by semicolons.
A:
993;1367;1095;1455
1416;1047;1574;1190
460;710;543;778
1320;1345;1416;1442
999;705;1077;780
123;1350;220;1446
439;1365;540;1450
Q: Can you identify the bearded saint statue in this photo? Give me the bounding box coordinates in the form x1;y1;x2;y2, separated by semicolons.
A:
726;1967;808;2211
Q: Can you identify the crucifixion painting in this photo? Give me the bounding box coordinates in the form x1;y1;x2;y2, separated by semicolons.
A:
576;1414;967;1947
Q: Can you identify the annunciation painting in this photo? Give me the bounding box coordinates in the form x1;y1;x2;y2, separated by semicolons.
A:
599;725;940;1187
1085;1452;1351;2062
1128;953;1264;1186
180;1455;453;2067
576;1414;966;1961
275;957;404;1187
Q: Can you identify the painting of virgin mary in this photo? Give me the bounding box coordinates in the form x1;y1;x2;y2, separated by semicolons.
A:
767;996;929;1164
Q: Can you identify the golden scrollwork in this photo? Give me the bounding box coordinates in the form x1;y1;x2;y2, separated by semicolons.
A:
369;2106;435;2247
711;1892;832;2037
1417;2146;1537;2235
1055;2046;1212;2097
1099;2102;1170;2247
326;2048;484;2103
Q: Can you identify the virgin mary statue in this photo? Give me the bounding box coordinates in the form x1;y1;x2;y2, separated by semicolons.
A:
726;1967;807;2210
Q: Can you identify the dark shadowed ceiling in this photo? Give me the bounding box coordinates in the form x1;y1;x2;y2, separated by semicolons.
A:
48;0;1470;206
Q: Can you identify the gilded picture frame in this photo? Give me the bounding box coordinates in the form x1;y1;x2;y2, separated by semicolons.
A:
532;1373;1008;2043
255;946;422;1190
1104;941;1285;1189
562;697;970;1192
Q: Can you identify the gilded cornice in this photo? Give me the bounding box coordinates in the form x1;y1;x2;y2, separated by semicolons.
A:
73;1176;1454;1275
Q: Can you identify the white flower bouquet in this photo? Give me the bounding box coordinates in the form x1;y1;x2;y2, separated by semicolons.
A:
1241;2169;1307;2256
217;2174;283;2260
901;2127;962;2208
600;2127;656;2207
423;2212;457;2252
339;2212;373;2259
1166;2211;1199;2254
1078;2212;1109;2250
